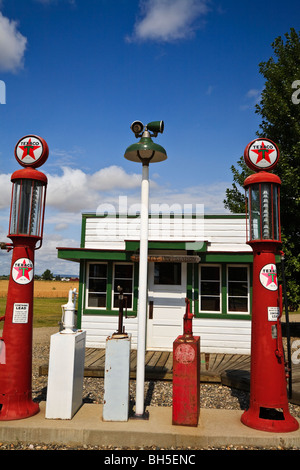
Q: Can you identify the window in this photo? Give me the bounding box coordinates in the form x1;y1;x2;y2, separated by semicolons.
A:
86;263;107;308
227;265;249;313
154;262;181;285
199;265;221;312
113;263;134;309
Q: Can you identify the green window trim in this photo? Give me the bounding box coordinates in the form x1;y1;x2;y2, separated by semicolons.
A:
194;263;252;320
82;260;138;318
77;258;252;325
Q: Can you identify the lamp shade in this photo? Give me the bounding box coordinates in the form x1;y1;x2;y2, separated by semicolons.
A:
124;136;167;163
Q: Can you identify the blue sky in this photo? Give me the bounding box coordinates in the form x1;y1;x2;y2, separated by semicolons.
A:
0;0;299;275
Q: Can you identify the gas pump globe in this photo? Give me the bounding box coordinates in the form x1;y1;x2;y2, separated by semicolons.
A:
0;135;49;421
241;138;298;432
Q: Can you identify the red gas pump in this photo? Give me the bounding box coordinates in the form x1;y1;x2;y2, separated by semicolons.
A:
0;135;48;420
172;298;200;427
241;138;298;432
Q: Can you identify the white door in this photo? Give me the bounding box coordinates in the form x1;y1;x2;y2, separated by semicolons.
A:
146;261;187;350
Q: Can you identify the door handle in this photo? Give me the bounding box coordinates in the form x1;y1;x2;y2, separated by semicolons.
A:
149;300;153;319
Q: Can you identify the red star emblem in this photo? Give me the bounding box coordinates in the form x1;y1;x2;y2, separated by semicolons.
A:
14;259;33;280
18;138;41;160
251;141;275;164
262;265;277;286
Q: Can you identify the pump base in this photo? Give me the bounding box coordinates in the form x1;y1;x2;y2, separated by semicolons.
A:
241;406;299;433
0;392;39;421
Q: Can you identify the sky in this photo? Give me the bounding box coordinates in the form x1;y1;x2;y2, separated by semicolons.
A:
0;0;299;276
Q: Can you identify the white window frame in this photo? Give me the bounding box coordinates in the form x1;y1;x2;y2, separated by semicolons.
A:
199;264;222;313
112;262;134;311
226;264;250;315
85;261;108;310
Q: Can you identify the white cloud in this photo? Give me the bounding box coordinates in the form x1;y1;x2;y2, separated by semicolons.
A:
0;12;27;72
240;88;261;110
0;173;11;209
127;0;211;43
150;181;231;214
46;165;142;213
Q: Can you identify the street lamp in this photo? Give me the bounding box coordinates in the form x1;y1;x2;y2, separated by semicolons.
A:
124;120;167;418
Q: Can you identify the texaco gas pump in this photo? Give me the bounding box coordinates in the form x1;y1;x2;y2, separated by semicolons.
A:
0;135;48;420
241;138;299;432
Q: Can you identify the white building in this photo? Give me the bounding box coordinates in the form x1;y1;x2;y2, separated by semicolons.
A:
57;213;253;354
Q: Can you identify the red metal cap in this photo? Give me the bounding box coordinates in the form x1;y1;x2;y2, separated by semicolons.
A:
11;167;48;184
244;171;281;187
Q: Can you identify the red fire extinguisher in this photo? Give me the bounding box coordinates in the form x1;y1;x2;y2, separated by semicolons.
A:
172;298;200;427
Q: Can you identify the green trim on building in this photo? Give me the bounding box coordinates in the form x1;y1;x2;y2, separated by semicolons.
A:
125;240;207;251
57;248;134;262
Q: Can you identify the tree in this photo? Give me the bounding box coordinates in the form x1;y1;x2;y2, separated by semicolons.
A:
41;269;54;281
224;28;300;309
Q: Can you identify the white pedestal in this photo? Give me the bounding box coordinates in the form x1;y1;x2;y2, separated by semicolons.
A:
103;333;131;421
46;330;86;419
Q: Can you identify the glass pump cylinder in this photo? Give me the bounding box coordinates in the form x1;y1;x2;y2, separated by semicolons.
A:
244;172;281;244
8;168;47;240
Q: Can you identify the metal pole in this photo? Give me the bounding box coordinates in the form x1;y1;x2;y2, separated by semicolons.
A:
135;162;149;417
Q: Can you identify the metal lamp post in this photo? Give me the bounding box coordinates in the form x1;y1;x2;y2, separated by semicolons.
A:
124;120;167;418
0;135;48;420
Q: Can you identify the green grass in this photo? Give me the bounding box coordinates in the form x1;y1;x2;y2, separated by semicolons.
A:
0;297;67;328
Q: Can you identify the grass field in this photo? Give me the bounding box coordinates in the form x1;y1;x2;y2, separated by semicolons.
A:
0;280;79;328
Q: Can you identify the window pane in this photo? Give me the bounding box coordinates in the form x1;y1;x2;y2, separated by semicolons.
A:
201;281;220;296
87;263;107;308
113;264;134;309
228;267;247;281
228;283;248;296
201;297;220;311
228;297;248;312
154;263;181;285
88;293;106;308
114;264;133;279
89;278;107;293
89;263;107;278
114;294;132;309
201;266;220;280
114;279;132;294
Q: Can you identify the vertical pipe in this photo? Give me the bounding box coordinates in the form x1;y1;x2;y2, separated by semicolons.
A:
135;162;149;417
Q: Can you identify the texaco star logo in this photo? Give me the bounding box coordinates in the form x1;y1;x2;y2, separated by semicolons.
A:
14;135;49;168
259;263;278;291
12;258;34;285
244;138;279;172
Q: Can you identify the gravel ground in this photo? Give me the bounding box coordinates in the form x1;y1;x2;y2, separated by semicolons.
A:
1;327;300;451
